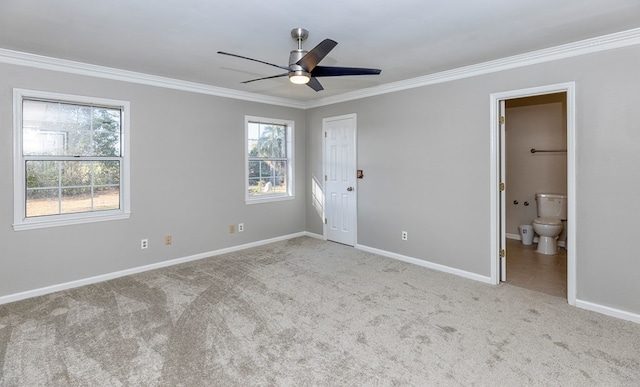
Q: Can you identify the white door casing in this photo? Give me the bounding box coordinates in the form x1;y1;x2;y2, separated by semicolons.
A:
490;82;576;305
323;114;357;246
499;100;507;282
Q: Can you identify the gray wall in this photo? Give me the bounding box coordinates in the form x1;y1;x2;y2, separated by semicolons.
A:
505;94;567;236
306;45;640;315
3;44;640;317
0;63;306;297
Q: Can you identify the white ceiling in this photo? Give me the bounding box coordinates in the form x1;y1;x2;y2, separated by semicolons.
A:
1;0;640;102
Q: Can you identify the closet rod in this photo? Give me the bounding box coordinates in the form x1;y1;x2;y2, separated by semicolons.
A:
530;148;567;153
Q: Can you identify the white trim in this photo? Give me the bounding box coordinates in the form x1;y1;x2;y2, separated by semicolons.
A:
244;195;295;205
575;299;640;324
1;28;639;109
13;213;131;231
3;230;636;325
12;88;131;231
506;233;565;248
0;231;320;305
356;244;493;284
489;82;577;305
307;28;640;108
0;48;306;109
359;243;638;324
244;115;295;204
490;99;500;284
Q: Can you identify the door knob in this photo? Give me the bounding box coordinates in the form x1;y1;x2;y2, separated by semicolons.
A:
347;186;354;191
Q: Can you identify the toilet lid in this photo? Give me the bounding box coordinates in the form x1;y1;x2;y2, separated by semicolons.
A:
533;217;562;226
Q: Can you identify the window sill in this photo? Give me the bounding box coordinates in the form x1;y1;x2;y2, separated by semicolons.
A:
13;212;131;231
246;195;294;205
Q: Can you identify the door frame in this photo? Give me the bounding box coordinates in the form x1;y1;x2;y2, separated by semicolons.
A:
489;82;576;305
322;113;357;246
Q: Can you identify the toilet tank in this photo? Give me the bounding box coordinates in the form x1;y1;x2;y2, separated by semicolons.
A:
535;193;567;219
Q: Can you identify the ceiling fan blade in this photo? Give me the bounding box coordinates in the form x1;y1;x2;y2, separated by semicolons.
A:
296;39;338;72
241;73;288;84
311;66;382;77
307;77;324;92
217;51;290;71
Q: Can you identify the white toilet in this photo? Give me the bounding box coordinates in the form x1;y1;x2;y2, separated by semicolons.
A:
532;193;567;255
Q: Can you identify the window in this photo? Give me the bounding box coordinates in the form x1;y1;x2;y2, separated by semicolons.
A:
245;116;294;203
13;89;130;230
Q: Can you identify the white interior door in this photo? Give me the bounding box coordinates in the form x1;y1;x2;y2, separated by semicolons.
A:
499;100;507;282
323;114;356;246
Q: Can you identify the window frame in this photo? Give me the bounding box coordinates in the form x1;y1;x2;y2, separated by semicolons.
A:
245;115;294;204
13;89;131;230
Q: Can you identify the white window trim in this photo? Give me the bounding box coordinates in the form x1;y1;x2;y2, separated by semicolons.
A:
245;115;295;204
12;89;131;231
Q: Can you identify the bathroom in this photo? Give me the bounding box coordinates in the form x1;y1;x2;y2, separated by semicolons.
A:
505;92;568;297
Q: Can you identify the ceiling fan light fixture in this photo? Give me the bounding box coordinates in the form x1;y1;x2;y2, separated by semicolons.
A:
289;70;311;84
218;27;381;92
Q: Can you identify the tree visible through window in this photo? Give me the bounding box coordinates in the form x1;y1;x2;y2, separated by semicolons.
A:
246;117;294;202
14;89;130;230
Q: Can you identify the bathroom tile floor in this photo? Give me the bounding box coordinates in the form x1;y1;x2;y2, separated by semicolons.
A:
505;238;567;299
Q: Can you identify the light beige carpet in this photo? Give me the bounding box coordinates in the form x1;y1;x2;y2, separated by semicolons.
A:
1;236;638;385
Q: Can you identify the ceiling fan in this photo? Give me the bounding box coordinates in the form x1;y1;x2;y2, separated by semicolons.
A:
217;28;382;92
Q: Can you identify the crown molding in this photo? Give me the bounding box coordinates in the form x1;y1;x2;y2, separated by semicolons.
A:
0;49;307;109
1;27;639;110
305;27;640;109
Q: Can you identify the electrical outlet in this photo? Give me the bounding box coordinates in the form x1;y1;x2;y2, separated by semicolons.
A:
229;225;235;233
164;235;172;245
401;231;408;241
141;239;149;249
238;223;244;232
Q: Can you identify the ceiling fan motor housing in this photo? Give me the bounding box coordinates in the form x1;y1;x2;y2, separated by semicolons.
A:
290;28;310;79
289;50;308;73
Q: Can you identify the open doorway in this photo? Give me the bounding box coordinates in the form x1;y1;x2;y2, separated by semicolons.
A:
490;82;576;305
504;93;567;298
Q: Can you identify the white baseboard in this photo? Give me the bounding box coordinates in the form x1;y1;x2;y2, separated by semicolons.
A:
508;234;636;322
355;243;640;324
4;231;637;325
0;231;317;305
507;232;539;243
575;299;640;324
355;244;493;284
506;233;521;240
506;233;566;248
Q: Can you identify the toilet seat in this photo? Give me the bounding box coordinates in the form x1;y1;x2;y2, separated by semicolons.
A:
533;217;562;226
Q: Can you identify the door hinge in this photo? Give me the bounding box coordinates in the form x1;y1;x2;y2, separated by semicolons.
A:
324;218;328;224
499;116;505;125
499;182;505;191
324;131;327;138
499;249;505;258
324;175;327;181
